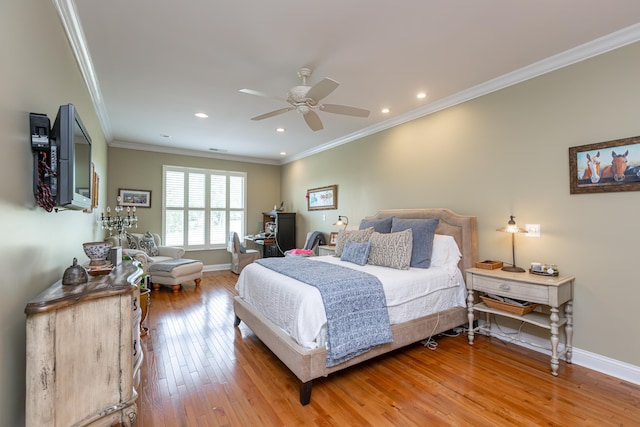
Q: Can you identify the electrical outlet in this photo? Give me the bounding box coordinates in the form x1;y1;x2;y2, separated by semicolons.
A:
322;214;326;222
525;224;540;237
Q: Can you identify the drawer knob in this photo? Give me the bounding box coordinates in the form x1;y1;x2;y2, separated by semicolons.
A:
499;283;511;292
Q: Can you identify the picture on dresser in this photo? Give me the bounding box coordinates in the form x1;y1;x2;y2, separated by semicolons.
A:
569;135;640;194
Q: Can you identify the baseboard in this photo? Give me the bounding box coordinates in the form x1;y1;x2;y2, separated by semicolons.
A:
203;263;231;272
480;323;640;385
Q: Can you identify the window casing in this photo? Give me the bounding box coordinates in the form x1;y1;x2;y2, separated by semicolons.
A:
163;165;247;250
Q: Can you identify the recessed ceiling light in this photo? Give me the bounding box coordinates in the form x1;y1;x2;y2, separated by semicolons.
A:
417;92;426;99
160;134;171;138
381;108;390;114
280;152;287;156
276;127;286;132
195;112;208;118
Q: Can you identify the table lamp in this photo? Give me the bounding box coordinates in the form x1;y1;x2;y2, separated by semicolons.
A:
333;215;349;230
496;215;527;272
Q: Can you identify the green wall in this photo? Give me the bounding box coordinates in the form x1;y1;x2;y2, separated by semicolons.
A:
0;1;110;424
282;42;640;368
107;147;281;266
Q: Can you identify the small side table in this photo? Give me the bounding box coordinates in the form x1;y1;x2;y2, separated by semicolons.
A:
466;267;575;376
318;245;336;256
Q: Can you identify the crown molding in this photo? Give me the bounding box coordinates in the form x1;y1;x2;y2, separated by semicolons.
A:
109;140;281;166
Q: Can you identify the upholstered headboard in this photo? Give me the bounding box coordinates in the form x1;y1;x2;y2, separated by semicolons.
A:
363;208;478;275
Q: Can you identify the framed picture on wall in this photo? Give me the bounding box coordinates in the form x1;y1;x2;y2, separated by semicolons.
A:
307;185;338;210
569;135;640;194
119;188;151;208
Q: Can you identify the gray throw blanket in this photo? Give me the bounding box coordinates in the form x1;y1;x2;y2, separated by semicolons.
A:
148;258;197;272
256;257;393;367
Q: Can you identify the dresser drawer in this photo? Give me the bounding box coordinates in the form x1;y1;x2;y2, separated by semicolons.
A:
472;275;549;304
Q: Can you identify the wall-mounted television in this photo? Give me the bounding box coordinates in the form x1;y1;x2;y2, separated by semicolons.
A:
31;103;92;211
51;104;92;210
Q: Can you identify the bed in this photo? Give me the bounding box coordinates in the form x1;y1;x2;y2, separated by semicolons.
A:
233;208;478;405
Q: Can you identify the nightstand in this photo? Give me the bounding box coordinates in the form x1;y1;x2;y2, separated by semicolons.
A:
318;245;336;256
466;267;575;376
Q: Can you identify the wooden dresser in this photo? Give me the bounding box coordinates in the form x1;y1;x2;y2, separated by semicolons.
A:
25;261;143;427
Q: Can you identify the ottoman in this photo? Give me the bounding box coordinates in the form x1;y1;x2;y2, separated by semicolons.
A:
148;259;203;292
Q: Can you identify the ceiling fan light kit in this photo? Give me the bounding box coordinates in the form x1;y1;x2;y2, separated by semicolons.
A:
240;67;370;131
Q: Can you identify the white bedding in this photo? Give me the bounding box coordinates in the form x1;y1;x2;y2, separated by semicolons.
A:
235;255;466;350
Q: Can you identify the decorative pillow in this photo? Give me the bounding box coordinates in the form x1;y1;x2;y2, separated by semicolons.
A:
358;216;394;233
391;218;439;268
340;240;372;266
126;233;140;250
335;227;374;256
139;232;159;257
367;229;413;270
430;234;462;268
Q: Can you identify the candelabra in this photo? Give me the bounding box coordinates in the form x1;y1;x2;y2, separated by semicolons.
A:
98;196;138;246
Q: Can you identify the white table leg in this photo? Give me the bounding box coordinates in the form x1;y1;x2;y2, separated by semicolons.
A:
467;288;475;345
565;301;573;363
550;307;560;376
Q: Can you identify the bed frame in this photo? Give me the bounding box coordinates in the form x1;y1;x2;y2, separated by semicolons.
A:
233;208;478;405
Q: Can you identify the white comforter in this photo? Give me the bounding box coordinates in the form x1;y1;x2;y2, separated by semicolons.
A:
235;255;467;350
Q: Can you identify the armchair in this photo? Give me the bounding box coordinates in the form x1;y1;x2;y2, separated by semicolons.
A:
227;231;260;274
106;232;185;272
284;231;326;256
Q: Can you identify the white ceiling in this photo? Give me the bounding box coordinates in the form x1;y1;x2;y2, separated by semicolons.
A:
58;1;640;164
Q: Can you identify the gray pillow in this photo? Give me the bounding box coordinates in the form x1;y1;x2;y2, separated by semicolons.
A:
340;240;371;266
335;227;374;256
367;229;413;270
391;218;439;268
359;216;394;233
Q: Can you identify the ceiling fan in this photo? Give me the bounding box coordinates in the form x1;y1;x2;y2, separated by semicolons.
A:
239;67;370;131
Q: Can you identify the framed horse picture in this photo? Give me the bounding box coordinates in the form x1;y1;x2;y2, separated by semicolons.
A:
569;136;640;194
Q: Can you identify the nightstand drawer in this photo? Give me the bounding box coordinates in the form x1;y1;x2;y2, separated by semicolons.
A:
472;275;549;303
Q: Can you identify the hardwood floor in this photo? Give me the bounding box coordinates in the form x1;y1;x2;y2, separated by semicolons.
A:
137;271;639;426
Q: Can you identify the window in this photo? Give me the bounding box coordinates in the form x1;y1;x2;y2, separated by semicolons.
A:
163;165;246;250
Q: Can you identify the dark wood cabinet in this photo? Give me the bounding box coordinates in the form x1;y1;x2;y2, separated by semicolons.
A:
262;212;296;257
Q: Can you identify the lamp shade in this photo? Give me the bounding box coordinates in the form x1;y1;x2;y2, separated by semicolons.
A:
333;215;349;229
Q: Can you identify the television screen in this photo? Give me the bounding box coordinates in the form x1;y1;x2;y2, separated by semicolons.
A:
52;104;92;210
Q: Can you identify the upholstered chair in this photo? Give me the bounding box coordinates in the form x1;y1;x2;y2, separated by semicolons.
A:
284;231;326;256
227;231;260;274
106;232;185;272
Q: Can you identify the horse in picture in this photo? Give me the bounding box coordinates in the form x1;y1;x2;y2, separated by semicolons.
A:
580;151;601;183
601;150;629;182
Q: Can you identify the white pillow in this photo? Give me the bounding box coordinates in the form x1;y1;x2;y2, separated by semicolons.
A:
430;234;461;268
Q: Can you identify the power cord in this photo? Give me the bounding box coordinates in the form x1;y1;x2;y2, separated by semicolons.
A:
421;312;440;350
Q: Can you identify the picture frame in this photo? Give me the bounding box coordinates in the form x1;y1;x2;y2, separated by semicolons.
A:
569;135;640;194
91;163;99;209
307;185;338;210
119;188;151;208
329;231;338;246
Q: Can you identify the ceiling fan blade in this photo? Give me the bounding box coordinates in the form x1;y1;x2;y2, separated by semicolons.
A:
251;107;294;121
239;88;287;102
305;78;339;102
303;110;323;131
321;103;370;118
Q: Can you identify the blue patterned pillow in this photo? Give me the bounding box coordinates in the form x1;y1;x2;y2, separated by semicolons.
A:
391;218;439;268
340;240;372;266
367;229;413;270
359;216;394;233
